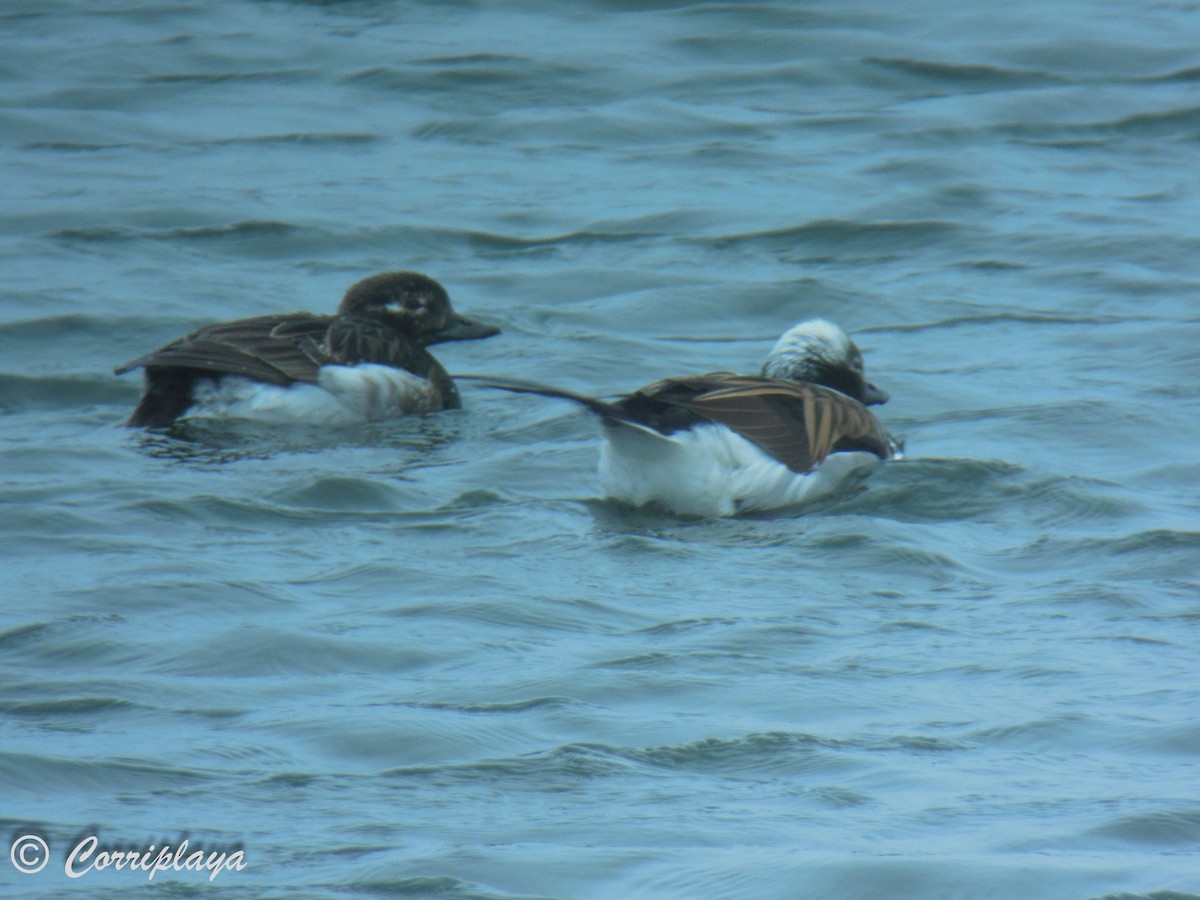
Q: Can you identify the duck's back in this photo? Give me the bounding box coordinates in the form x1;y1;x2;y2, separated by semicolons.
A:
598;373;897;516
116;313;333;385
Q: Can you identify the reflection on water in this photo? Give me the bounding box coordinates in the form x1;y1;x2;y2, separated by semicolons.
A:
130;415;465;466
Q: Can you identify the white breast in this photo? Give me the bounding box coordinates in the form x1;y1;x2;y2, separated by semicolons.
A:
188;364;438;425
598;422;879;517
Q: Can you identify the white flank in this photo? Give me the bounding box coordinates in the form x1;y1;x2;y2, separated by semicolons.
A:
188;364;437;425
599;422;878;517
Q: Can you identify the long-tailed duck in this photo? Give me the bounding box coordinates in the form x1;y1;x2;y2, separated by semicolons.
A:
476;319;900;517
115;271;499;428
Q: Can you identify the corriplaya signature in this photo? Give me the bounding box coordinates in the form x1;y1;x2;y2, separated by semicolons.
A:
10;832;246;882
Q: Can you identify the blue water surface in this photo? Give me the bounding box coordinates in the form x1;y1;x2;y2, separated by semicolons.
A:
2;0;1198;897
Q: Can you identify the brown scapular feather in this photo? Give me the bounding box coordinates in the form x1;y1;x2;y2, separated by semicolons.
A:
668;376;894;473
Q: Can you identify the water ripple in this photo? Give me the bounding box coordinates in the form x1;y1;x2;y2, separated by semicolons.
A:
0;751;211;793
703;218;969;258
1089;809;1200;847
864;56;1066;90
0;696;138;718
0;372;129;412
382;730;972;789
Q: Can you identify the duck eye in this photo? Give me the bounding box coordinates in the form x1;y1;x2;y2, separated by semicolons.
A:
387;294;427;314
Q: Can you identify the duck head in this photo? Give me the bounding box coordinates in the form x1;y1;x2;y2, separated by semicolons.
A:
760;318;888;406
339;271;500;345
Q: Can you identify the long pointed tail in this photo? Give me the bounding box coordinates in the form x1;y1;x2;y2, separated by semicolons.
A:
454;375;625;418
456;375;684;446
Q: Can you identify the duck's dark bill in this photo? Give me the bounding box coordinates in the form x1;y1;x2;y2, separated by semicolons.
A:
863;382;889;405
429;315;501;343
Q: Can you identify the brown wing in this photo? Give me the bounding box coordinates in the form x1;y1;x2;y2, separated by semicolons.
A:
114;314;333;385
645;373;893;473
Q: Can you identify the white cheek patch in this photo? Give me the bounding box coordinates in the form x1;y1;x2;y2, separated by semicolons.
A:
762;319;853;380
388;301;426;316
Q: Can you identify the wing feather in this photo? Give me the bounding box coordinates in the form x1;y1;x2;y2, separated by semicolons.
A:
115;314;333;384
642;374;893;473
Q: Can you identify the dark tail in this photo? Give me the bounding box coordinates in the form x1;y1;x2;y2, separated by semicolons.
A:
120;367;195;428
455;375;623;419
457;375;683;444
